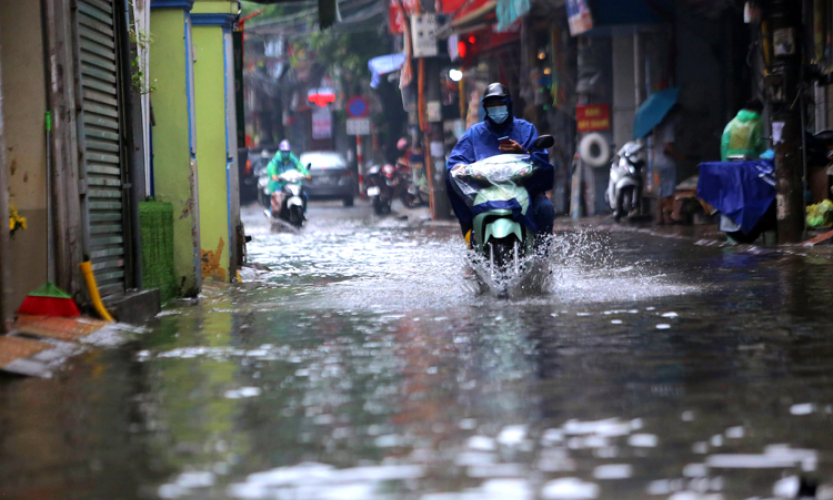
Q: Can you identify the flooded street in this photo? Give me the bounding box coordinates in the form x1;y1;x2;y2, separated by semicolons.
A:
4;202;833;500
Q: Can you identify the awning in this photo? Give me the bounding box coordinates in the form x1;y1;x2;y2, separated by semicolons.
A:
451;0;496;27
368;54;407;88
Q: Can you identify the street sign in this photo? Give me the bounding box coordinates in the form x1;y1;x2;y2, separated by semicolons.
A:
346;118;371;135
346;96;370;118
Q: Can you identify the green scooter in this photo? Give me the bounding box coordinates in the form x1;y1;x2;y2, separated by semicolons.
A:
450;135;554;277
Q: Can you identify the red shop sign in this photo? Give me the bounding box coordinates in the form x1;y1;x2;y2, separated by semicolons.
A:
576;104;611;132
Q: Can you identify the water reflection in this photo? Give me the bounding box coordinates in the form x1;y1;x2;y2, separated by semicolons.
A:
3;205;833;499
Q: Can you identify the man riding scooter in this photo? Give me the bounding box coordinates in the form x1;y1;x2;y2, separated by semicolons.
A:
268;140;310;220
446;83;555;248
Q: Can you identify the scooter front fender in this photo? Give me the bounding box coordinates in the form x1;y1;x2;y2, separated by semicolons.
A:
287;196;304;208
615;177;640;190
484;218;523;245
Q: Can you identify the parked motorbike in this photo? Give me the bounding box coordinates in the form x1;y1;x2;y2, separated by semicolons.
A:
606;141;645;222
366;163;408;215
449;135;554;277
270;169;309;228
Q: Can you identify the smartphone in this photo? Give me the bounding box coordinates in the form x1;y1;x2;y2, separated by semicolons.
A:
498;136;511;145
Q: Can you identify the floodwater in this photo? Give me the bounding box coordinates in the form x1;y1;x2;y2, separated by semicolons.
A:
4;202;833;500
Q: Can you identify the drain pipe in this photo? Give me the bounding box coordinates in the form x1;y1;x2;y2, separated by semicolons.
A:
0;41;10;332
121;0;144;290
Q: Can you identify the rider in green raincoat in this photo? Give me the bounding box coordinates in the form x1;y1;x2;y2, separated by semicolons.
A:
267;140;309;194
721;100;766;161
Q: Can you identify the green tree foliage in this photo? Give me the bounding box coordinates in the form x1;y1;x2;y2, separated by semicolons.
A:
242;2;388;88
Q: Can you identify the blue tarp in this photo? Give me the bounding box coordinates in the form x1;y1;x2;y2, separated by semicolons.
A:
368;54;406;88
696;160;776;234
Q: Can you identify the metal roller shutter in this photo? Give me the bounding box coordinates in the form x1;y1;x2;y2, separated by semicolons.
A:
77;0;127;297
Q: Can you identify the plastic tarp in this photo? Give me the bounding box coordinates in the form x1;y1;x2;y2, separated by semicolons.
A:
369;54;406;88
449;154;540;230
696;160;776;234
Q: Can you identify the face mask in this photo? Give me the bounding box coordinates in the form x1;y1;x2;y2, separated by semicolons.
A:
487;105;510;124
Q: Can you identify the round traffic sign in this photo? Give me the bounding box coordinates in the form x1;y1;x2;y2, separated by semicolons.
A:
346;96;370;118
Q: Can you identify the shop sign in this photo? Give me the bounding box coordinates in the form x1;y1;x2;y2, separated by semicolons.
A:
308;87;336;107
312;106;332;140
411;14;438;58
566;0;593;36
389;0;416;34
576;104;610;132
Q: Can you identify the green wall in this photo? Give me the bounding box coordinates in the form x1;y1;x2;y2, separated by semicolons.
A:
192;26;230;283
149;8;201;296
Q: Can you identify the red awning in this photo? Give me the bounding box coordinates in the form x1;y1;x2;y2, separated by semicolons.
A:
450;0;496;26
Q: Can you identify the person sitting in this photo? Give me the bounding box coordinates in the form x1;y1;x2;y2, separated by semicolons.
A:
445;83;555;242
721;99;766;161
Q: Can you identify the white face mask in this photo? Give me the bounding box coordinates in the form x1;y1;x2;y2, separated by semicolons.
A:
487;105;510;124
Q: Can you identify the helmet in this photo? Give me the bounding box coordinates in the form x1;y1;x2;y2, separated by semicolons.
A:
397;138;408;151
279;140;291;152
481;83;510;103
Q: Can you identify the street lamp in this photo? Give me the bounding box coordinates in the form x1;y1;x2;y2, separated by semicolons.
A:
449;69;463;82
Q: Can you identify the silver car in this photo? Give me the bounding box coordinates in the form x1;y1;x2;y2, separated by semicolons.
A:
300;151;354;207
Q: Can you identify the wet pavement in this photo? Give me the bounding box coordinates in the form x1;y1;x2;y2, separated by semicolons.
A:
4;201;833;499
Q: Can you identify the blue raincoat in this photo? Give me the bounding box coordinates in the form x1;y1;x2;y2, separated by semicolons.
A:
446;116;553;229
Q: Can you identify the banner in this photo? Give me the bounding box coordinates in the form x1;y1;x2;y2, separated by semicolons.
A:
312;106;332;139
566;0;593;36
576;104;610;132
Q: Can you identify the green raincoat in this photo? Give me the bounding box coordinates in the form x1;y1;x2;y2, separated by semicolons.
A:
267;152;309;194
721;109;766;161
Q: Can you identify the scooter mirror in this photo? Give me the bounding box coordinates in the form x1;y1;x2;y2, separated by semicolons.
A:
532;135;555;149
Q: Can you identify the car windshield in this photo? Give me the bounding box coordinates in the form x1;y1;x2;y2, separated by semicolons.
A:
300;152;346;169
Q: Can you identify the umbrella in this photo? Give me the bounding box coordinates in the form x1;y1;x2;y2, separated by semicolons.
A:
368;54;406;88
633;87;680;140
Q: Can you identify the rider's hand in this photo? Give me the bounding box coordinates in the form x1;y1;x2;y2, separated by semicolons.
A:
499;139;524;154
272;175;279;181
